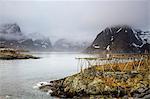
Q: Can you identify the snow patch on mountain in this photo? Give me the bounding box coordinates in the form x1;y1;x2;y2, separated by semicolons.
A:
139;31;150;44
116;28;122;33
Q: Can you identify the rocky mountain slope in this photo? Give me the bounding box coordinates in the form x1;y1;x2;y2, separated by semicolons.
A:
0;23;52;51
86;25;150;53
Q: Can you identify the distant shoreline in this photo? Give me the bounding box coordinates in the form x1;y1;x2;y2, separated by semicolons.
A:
0;48;40;60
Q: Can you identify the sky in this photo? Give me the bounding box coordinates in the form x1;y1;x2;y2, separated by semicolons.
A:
0;0;149;43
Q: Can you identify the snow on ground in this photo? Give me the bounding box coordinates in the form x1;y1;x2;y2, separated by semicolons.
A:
116;28;122;33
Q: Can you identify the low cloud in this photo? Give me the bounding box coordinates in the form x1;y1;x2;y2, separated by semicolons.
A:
0;0;149;42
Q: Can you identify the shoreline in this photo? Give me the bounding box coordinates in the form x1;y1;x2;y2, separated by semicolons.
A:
0;48;40;60
36;56;150;98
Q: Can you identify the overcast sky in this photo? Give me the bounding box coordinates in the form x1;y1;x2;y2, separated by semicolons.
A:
0;0;149;42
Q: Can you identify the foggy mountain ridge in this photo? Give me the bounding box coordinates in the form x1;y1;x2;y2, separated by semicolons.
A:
0;23;22;35
0;23;150;52
53;38;91;52
0;23;90;52
0;23;52;51
86;25;150;53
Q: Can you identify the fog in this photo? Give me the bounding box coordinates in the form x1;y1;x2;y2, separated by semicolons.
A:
0;0;149;43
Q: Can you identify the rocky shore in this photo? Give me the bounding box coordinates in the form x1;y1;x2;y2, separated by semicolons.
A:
36;58;150;98
0;48;39;59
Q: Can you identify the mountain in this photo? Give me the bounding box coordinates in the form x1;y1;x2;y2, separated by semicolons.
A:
0;23;21;35
0;23;52;51
86;25;150;53
53;39;90;52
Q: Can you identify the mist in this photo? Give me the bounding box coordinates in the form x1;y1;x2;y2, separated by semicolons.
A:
0;0;149;43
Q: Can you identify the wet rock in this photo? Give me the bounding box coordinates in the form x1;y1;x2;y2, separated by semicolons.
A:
39;85;52;92
86;78;104;94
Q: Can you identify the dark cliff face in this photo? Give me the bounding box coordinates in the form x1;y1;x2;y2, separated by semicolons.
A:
86;25;145;53
0;23;52;51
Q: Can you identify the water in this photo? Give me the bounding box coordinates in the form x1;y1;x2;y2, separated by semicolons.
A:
0;52;90;99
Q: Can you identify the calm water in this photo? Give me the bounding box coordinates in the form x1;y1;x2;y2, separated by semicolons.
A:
0;52;90;99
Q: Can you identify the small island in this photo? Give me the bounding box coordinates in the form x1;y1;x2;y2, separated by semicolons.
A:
0;48;39;60
36;54;150;98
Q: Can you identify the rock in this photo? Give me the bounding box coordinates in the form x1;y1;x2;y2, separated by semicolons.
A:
39;85;52;92
86;78;105;94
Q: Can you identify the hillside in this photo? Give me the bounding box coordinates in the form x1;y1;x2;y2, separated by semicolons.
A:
0;23;52;51
86;25;150;53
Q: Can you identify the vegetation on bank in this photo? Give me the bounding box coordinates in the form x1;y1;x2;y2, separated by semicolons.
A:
0;48;39;59
37;54;150;98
